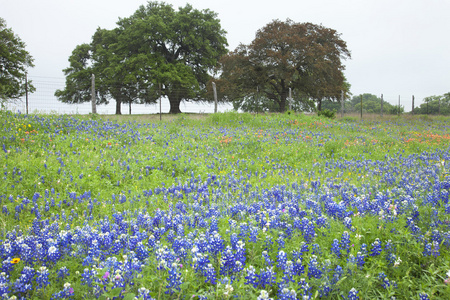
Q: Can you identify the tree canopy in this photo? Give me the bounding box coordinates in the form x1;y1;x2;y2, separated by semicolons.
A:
213;19;350;113
0;18;35;104
55;1;228;114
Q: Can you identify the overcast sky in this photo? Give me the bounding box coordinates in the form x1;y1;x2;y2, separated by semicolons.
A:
2;0;449;110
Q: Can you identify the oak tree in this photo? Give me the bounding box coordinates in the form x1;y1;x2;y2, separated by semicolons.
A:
56;1;228;114
0;18;35;104
216;19;350;112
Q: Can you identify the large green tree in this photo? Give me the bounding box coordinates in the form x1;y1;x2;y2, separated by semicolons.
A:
0;18;35;104
56;1;228;114
214;19;350;112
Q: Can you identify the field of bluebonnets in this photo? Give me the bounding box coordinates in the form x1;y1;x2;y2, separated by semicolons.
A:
1;110;450;300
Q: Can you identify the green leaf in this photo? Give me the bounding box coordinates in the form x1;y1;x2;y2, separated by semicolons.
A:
123;293;136;300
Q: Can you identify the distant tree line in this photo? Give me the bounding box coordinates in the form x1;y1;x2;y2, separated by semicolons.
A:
322;93;404;115
413;93;450;115
321;93;450;115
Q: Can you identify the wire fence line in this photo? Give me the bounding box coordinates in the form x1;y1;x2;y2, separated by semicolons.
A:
6;76;232;115
3;75;437;116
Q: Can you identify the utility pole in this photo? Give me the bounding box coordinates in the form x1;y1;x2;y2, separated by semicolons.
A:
341;90;344;118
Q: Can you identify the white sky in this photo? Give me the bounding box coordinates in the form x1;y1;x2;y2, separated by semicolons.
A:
2;0;450;110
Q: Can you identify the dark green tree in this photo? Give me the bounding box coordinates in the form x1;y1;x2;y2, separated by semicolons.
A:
0;18;35;104
117;2;228;113
56;1;228;114
215;19;350;113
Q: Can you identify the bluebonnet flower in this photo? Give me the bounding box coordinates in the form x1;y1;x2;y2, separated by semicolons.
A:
257;290;273;300
81;268;96;287
422;242;432;256
343;217;353;231
135;242;149;261
370;238;382;256
235;240;246;265
165;262;182;295
262;251;273;267
419;292;430;300
220;246;235;276
378;272;397;289
307;255;322;279
356;252;365;270
277;234;286;249
340;231;351;254
299;242;309;255
332;265;343;285
51;282;74;299
136;287;156;300
277;250;287;270
331;239;342;258
36;266;50;290
312;243;322;255
301;217;315;243
48;245;61;263
384;240;396;266
431;230;442;244
0;272;10;297
204;264;217;284
244;265;259;288
298;278;312;299
292;257;304;276
192;248;210;277
259;267;276;288
278;287;297;300
230;233;239;250
13;266;35;294
239;222;249;240
281;260;295;285
319;282;332;297
1;258;13;275
248;226;259;243
347;288;359;300
431;241;440;257
209;232;225;255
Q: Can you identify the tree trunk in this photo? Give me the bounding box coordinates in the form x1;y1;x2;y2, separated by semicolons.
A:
168;96;182;114
279;98;286;112
115;99;122;115
317;98;322;111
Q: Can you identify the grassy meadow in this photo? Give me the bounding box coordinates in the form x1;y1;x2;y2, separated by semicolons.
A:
1;110;450;299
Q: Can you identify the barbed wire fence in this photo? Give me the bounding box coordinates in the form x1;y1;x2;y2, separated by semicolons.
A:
5;75;445;117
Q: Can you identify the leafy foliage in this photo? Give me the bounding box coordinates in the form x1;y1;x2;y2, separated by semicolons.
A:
0;18;35;104
317;108;336;119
